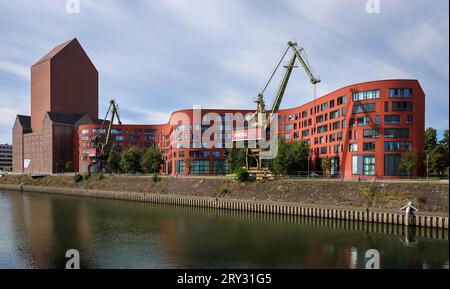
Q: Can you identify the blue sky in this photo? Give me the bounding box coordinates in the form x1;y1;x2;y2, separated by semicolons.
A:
0;0;448;144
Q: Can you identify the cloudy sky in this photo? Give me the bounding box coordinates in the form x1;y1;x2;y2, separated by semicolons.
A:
0;0;448;143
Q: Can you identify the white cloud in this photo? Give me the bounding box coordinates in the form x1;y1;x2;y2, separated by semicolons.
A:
0;60;29;80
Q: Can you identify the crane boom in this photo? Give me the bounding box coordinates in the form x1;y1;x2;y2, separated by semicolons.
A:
288;41;321;84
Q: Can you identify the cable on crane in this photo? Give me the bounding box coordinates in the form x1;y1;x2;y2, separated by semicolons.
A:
258;45;291;96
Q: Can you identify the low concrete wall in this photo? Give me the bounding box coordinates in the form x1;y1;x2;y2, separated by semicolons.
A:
1;184;448;230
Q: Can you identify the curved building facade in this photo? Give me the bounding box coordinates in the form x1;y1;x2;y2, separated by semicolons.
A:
77;79;425;179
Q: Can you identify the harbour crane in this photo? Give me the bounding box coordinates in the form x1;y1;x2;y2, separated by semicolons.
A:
89;100;122;173
234;41;320;179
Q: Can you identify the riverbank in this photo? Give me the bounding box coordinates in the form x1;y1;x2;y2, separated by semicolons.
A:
0;174;448;213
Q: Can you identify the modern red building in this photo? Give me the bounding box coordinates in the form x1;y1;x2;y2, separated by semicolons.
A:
77;79;425;179
13;39;425;179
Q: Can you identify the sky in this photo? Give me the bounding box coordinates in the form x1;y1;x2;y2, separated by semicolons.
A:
0;0;448;144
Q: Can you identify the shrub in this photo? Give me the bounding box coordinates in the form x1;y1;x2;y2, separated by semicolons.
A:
218;186;230;196
234;167;250;183
97;172;104;181
83;173;91;181
152;173;161;182
74;173;83;183
65;161;74;172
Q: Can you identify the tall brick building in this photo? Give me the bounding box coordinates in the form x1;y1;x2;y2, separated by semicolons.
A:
13;38;100;173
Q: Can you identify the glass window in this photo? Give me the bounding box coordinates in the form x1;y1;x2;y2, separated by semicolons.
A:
389;88;412;98
337;95;346;105
284;124;292;131
363;142;376;151
392;101;412;111
349;143;358;152
406;115;412;125
352;90;380;101
363;155;375;175
81;129;89;134
352;103;375;114
363;129;379;138
384;115;400;124
191;160;210;174
384;141;412;151
384;128;409;138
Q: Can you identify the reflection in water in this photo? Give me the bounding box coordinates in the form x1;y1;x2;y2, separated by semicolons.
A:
0;190;448;269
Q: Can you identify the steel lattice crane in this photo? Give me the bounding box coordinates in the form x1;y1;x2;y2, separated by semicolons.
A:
90;100;122;173
234;41;320;179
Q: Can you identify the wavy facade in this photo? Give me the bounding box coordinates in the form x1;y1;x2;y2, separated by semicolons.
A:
78;79;425;179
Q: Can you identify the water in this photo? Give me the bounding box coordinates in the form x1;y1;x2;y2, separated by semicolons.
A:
0;190;448;269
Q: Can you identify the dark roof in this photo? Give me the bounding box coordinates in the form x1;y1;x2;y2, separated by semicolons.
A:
16;115;31;129
32;38;77;67
46;112;85;125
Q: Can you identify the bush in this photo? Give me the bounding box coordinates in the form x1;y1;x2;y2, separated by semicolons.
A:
152;173;161;182
234;167;250;183
218;186;230;196
65;161;74;172
97;172;104;181
74;173;83;183
83;173;91;181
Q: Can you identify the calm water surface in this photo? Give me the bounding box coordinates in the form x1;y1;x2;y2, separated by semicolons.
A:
0;190;448;269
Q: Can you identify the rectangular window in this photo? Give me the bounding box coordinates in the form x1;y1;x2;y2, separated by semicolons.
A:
332;121;340;130
363;142;376;151
384;102;389;112
384;154;408;176
363;155;375;175
191;160;210;174
357;116;370;126
330;109;340;119
406;115;413;125
352;90;380;101
330;100;335;108
375;116;379;125
321;102;328;111
284;133;291;140
384;128;409;138
317;125;328;133
329;134;336;142
342;119;346;128
349;143;358;152
334;144;340;153
316;114;324;123
384;141;412;151
384;115;400;124
352;155;375;175
302;110;308;118
392;101;412;111
363;129;379;139
302;129;310;137
337;95;346;105
389;88;412;98
284;124;292;131
337;132;343;141
81;129;89;134
352;103;376;114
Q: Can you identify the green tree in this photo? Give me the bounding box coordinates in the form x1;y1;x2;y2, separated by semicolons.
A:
271;140;310;175
65;161;74;172
141;147;163;173
399;150;420;178
107;150;120;173
120;147;142;173
425;127;438;154
439;129;449;150
226;148;246;172
429;144;449;176
321;156;332;177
